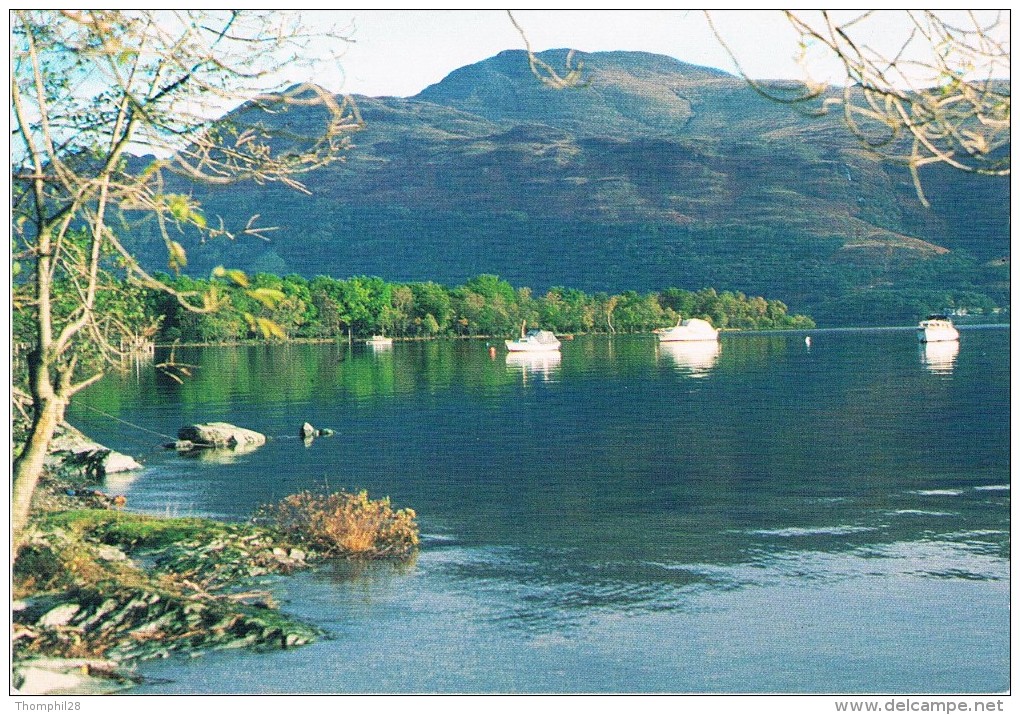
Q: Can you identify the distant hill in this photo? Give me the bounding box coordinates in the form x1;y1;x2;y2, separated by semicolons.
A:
123;49;1010;326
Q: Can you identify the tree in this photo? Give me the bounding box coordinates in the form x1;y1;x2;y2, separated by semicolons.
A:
11;10;363;549
705;10;1009;205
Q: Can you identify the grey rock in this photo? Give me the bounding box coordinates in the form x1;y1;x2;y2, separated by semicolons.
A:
95;545;128;562
38;603;80;628
97;450;142;475
177;422;266;450
299;422;317;439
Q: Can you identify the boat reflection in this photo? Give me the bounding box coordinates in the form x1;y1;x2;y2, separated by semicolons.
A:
920;340;959;375
506;350;562;382
658;340;721;377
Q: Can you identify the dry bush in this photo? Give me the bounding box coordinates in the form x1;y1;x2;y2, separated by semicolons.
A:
261;490;419;560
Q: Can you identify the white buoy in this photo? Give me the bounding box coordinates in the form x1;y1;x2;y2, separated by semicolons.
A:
805;336;812;347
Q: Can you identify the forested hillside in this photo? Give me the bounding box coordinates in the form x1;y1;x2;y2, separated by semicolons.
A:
121;50;1010;327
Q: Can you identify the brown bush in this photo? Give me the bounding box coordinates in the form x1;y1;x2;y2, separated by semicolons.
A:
260;490;419;560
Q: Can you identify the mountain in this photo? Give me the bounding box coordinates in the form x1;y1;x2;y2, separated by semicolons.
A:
125;49;1010;326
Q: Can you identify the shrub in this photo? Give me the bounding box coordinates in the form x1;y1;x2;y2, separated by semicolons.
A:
260;490;419;560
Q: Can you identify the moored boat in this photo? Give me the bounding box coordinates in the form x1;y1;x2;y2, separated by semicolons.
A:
916;315;959;343
505;322;561;352
366;335;393;347
654;316;720;342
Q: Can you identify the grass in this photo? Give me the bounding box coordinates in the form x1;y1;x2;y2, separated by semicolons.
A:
42;509;230;548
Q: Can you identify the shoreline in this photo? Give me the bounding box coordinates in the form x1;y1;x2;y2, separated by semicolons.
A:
11;422;323;695
148;321;1010;350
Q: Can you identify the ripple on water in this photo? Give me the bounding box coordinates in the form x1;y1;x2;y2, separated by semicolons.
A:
744;525;878;538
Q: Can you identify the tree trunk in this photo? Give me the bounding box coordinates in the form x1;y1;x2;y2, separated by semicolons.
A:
11;348;68;558
12;393;65;549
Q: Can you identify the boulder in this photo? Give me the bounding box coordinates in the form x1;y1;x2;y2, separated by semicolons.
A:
177;422;266;450
37;603;80;628
70;449;142;478
12;658;135;695
96;450;143;475
299;422;334;439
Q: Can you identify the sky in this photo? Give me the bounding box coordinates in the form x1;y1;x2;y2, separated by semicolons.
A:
308;10;815;97
297;9;1009;98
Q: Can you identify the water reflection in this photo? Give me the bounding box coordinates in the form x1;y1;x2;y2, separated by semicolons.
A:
178;441;263;464
505;351;562;382
920;340;959;375
72;331;1009;694
657;340;721;376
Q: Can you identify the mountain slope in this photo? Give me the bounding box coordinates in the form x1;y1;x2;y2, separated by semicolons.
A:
125;49;1009;326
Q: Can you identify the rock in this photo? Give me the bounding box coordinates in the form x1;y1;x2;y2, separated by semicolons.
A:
299;423;334;440
15;663;91;695
13;658;136;695
67;448;142;478
48;423;105;456
289;549;306;562
165;440;196;451
177;423;266;450
95;545;128;562
97;450;142;475
37;603;80;628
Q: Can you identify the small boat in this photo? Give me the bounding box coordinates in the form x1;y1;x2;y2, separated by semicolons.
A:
916;315;959;343
654;316;720;343
365;335;393;347
505;322;561;353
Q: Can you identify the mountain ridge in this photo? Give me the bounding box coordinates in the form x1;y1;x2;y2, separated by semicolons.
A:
125;49;1010;326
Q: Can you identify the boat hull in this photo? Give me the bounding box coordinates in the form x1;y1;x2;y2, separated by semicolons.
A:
656;332;719;343
917;327;959;343
505;341;560;352
506;328;561;352
654;317;719;343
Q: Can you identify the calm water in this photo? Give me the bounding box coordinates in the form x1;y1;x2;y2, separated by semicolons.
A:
69;329;1010;693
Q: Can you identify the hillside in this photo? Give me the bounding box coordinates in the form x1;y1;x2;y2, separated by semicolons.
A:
123;49;1010;326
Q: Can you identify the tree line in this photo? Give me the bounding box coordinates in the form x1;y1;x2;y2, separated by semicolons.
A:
142;272;814;343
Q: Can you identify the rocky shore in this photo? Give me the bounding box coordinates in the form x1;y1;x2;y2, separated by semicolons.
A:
11;422;324;695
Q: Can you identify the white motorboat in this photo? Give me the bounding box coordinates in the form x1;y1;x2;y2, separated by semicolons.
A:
916;315;959;343
366;335;393;347
505;325;561;353
654;316;720;342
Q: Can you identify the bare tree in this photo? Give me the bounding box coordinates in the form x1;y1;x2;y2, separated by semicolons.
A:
10;10;363;547
707;10;1009;205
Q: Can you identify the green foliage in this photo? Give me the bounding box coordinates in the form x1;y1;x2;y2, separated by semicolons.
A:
147;271;816;343
43;509;228;548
